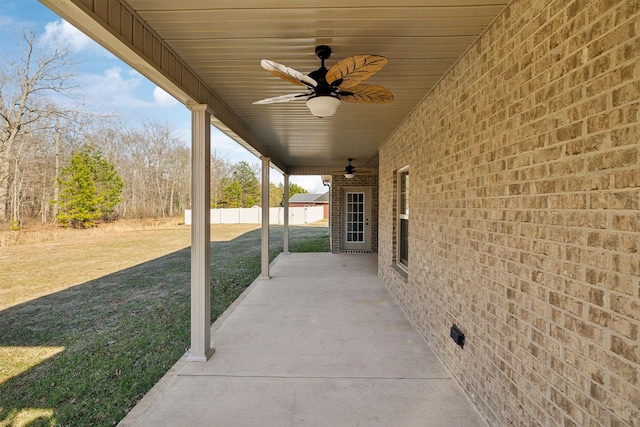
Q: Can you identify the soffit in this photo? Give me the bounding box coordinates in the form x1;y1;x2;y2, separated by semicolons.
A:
63;0;510;173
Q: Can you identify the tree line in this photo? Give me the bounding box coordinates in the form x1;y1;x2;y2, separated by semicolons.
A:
0;31;307;228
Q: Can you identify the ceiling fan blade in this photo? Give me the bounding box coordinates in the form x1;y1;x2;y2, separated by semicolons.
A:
338;84;394;104
253;93;311;104
261;59;318;88
331;168;373;174
326;55;388;89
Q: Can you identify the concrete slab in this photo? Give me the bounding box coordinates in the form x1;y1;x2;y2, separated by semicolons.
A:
128;377;481;427
119;253;486;427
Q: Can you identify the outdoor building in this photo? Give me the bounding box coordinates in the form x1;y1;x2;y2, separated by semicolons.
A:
288;192;329;219
37;0;640;425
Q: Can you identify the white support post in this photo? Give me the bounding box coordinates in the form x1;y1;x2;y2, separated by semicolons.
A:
261;157;270;279
283;173;290;254
187;104;214;362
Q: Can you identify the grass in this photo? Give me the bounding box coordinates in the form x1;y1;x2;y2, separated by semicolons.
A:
0;222;328;427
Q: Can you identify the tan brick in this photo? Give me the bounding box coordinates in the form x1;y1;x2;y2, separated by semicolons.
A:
565;133;606;155
586;268;635;295
564;211;607;229
610;336;640;364
590;344;639;386
549;88;584;117
609;376;640;412
615;0;640;23
586;148;637;171
377;0;640;425
611;125;640;148
589;190;640;210
550;292;584;318
566;280;605;306
588;106;640;134
549;192;587;209
565;314;596;339
566;173;610;191
587;20;637;61
613;81;640;107
610;295;640;321
588;306;638;339
613;169;640;188
612;213;640;232
612;253;640;276
552;385;586;425
578;247;610;271
556;122;584;142
585;54;612;81
585;64;636;97
587;231;637;252
614;36;640;65
535;178;566;194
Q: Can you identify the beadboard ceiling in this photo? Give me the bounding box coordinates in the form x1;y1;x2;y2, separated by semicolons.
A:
42;0;508;174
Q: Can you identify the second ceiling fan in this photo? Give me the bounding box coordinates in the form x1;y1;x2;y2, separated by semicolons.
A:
254;45;393;117
338;158;373;179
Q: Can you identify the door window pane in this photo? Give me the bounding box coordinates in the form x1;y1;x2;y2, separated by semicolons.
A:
346;191;365;243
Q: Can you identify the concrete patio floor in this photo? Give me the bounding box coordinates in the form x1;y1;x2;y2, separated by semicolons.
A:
118;253;486;427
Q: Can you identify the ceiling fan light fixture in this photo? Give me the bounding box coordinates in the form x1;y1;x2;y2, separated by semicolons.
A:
255;46;393;114
306;95;340;117
344;172;355;179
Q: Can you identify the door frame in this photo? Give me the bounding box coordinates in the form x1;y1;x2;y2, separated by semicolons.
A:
341;187;372;251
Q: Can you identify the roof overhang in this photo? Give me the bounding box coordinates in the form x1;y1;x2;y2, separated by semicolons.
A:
39;0;508;175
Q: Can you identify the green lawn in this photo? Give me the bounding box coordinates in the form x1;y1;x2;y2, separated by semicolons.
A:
0;223;328;427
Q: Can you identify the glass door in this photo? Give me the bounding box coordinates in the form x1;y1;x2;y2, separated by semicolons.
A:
342;188;371;251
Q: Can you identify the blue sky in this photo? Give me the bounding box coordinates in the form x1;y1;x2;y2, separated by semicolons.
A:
0;0;325;193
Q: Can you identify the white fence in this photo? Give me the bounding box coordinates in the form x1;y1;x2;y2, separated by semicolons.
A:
184;206;325;225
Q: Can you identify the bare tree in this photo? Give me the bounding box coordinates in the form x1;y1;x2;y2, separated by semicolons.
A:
166;145;191;216
118;121;192;218
211;149;233;208
142;121;178;217
0;30;260;224
0;30;75;222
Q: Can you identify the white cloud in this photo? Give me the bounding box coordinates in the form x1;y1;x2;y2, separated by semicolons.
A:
0;3;18;29
0;14;14;29
153;86;179;108
291;176;326;193
40;19;94;53
211;131;258;163
78;66;154;110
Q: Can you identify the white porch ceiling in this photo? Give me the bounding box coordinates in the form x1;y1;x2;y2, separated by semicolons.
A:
41;0;508;174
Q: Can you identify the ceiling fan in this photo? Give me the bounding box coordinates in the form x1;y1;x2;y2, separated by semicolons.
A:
340;158;372;179
253;45;393;117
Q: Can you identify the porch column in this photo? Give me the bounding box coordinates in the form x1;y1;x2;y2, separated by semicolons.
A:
261;156;270;279
283;173;290;254
187;104;214;361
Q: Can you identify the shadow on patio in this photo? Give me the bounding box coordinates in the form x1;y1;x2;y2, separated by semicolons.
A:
119;253;487;427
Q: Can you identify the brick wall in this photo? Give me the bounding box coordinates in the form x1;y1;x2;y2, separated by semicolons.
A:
330;174;379;253
378;0;639;425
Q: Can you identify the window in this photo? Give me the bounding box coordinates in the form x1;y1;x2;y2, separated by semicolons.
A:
398;168;409;268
